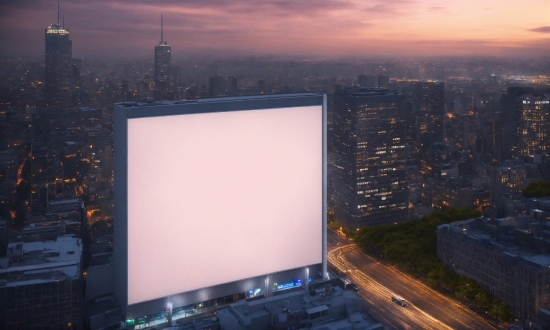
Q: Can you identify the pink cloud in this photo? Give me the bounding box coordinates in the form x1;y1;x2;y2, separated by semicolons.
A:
0;0;547;57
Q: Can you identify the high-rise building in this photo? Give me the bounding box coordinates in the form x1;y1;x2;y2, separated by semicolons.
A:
228;75;238;96
412;81;445;151
357;74;376;88
331;87;409;229
208;75;226;97
499;87;550;159
499;87;533;159
378;75;389;88
154;14;171;99
517;95;550;157
44;2;72;111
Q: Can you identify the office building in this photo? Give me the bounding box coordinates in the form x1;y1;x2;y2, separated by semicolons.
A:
426;178;490;211
498;87;550;159
154;14;171;99
378;75;389;88
412;81;445;150
437;213;550;325
208;75;226;97
113;94;326;326
216;280;382;330
30;109;103;214
488;161;527;204
499;88;528;159
332;87;408;229
357;74;376;88
0;234;82;329
44;3;72;111
228;75;238;96
518;95;550;157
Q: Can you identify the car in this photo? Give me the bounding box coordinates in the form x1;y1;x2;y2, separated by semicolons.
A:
391;295;407;307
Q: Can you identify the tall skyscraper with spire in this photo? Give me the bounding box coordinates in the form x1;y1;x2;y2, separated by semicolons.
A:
154;14;172;99
44;1;72;111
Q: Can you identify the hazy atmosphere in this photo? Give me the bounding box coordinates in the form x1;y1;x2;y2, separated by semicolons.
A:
1;0;549;58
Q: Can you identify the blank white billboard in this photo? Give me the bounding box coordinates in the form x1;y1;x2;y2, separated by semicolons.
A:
127;105;323;305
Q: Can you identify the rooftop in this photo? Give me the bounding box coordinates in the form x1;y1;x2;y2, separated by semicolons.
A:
338;86;402;97
217;285;382;330
440;215;550;269
0;235;82;286
115;93;322;108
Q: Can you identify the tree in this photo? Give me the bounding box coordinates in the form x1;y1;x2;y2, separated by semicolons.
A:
352;208;514;322
523;180;550;198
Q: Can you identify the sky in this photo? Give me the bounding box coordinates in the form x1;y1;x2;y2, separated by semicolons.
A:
0;0;549;58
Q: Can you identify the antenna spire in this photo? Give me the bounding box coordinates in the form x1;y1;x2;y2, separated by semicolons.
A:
161;13;164;43
63;15;65;29
57;0;60;25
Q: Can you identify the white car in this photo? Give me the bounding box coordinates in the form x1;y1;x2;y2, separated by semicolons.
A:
391;296;407;307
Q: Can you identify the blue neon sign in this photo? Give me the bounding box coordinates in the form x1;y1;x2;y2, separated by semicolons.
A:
275;279;302;290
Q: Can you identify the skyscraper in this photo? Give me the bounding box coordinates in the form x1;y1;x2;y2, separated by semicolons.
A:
498;87;550;159
208;75;226;97
331;87;409;229
154;14;171;99
358;74;376;88
378;75;389;88
517;95;550;157
44;2;72;111
412;81;445;150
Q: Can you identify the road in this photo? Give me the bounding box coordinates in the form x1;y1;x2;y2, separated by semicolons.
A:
327;229;496;330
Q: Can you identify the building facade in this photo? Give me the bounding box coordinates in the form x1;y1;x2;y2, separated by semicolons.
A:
154;15;171;99
498;87;550;159
0;235;82;329
30;109;103;214
517;95;550;157
332;87;408;228
44;19;72;111
437;216;550;323
412;81;445;151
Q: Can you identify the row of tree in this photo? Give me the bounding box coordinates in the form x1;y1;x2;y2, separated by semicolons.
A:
352;208;512;322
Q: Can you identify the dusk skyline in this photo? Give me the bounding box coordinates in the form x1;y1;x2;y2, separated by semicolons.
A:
1;0;549;58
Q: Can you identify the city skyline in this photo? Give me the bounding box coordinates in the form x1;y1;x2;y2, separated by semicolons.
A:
0;0;549;58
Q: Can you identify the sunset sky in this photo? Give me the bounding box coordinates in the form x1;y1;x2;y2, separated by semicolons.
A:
0;0;549;58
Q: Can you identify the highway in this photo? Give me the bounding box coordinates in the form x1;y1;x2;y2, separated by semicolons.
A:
327;229;496;330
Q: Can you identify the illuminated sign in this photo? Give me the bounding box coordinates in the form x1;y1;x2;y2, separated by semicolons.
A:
247;288;262;298
115;96;325;307
275;279;302;290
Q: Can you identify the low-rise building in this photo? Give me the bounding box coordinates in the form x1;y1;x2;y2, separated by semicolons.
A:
0;234;83;329
437;215;550;325
216;282;382;330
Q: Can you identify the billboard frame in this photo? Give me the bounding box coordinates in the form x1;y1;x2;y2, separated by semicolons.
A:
114;94;327;319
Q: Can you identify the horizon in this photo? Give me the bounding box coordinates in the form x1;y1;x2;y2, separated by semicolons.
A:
3;53;550;63
1;0;549;58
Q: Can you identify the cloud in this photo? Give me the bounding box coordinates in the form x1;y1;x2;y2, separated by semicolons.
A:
0;0;548;58
528;26;550;33
363;0;418;17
